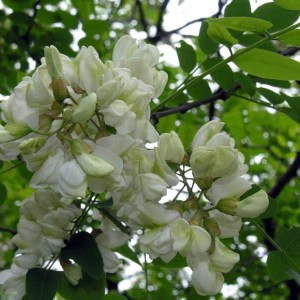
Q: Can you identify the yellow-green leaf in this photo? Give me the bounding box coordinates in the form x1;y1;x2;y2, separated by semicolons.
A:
234;48;300;80
207;22;238;46
208;17;273;32
274;0;300;10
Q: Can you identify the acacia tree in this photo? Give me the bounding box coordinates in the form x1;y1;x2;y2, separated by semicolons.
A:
0;0;300;299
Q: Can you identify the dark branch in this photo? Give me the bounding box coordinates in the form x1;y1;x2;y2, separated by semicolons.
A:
269;151;300;199
151;85;240;124
22;0;42;42
0;226;17;235
136;0;149;35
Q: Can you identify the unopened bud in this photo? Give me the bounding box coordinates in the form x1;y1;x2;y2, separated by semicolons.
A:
71;139;114;177
19;137;46;154
52;77;69;103
3;123;31;143
72;93;97;123
44;46;63;79
216;198;238;216
195;176;213;190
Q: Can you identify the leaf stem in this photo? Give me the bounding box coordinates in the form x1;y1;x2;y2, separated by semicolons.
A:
251;218;300;273
152;21;300;112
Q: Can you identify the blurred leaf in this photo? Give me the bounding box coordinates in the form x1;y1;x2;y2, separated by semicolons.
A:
253;3;299;32
187;78;212;100
104;292;128;300
2;0;36;11
225;0;251;17
0;183;7;205
234;72;256;96
115;245;142;267
58;272;106;300
274;0;300;10
234;48;300;80
257;88;284;105
198;22;218;55
153;254;187;268
277;226;300;252
208;17;273;32
203;57;235;89
60;232;104;280
26;268;60;300
83;20;110;36
71;0;95;20
176;41;196;73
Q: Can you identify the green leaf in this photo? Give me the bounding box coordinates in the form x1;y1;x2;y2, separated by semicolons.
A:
274;0;300;10
203;57;235;89
71;0;95;20
284;96;300;113
0;161;3;169
206;22;238;46
60;232;104;280
58;272;105;300
257;88;284;105
234;73;256;96
0;182;7;205
26;268;60;300
253;3;299;32
225;0;251;17
277;227;300;252
208;17;273;32
3;0;36;11
152;254;187;268
198;22;218;55
115;245;142;267
176;41;197;73
234;48;300;80
267;251;290;281
260;197;277;219
279;29;300;47
104;292;128;300
83;20;110;36
239;33;277;52
187;79;212;100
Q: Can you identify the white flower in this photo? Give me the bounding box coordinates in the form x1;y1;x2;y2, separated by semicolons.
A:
170;218;212;257
140;225;176;262
72;92;97;123
190;146;248;180
158;131;184;164
58;160;87;199
206;176;252;204
74;46;105;93
235;190;269;218
189;253;224;296
62;263;82;286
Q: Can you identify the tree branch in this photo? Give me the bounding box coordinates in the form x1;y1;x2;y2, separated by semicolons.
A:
136;0;149;35
0;226;17;235
22;0;42;42
151;85;240;124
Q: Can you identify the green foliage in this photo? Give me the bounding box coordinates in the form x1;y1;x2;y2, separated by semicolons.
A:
234;48;300;80
26;268;60;300
60;232;104;280
176;41;196;73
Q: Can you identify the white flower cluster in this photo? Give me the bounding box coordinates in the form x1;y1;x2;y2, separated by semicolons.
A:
0;35;268;299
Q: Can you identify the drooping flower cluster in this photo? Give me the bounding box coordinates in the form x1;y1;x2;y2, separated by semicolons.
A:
0;35;268;299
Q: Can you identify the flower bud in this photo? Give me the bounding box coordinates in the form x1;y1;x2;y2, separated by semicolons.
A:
71;139;114;177
216;198;238;216
0;124;30;143
44;46;63;79
158;131;184;164
51;77;69;103
19;137;46;154
72;93;97;123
